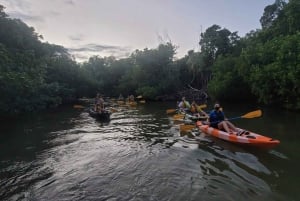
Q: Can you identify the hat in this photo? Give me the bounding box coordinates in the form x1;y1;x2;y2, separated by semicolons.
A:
214;103;220;108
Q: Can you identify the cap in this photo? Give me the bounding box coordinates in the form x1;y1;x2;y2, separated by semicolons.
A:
214;103;220;108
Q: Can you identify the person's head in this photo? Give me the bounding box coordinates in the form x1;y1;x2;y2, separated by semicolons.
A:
182;97;186;101
214;103;221;110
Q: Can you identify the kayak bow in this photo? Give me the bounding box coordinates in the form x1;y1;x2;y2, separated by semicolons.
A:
196;121;280;149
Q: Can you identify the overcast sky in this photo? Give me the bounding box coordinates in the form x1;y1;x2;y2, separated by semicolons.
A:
0;0;275;62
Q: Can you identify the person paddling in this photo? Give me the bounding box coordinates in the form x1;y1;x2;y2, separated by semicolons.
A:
190;101;209;119
178;97;190;112
209;103;242;135
94;93;105;112
118;94;124;100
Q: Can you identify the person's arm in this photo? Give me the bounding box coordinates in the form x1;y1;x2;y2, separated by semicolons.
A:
221;111;227;121
201;109;209;118
178;102;183;108
184;101;191;108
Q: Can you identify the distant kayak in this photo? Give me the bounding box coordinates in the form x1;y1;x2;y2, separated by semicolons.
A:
89;108;111;121
196;121;280;149
126;101;137;106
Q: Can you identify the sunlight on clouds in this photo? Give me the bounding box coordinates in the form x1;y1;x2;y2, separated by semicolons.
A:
0;0;275;61
68;43;132;62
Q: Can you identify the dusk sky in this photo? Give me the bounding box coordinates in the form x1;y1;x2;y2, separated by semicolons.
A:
0;0;275;62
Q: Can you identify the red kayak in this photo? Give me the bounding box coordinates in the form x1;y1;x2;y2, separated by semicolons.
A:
196;121;280;149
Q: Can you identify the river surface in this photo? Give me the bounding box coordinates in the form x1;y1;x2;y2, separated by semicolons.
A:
0;101;299;201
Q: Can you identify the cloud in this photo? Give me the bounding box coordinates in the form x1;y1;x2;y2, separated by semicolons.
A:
72;53;89;61
1;0;31;10
8;10;44;22
68;43;132;62
0;0;46;22
48;10;61;16
64;0;75;6
69;43;131;53
69;34;85;42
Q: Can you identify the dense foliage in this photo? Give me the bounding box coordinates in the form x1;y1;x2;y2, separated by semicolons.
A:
0;0;299;116
0;5;93;115
207;0;300;109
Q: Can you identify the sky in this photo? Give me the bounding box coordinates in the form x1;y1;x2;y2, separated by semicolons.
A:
0;0;275;62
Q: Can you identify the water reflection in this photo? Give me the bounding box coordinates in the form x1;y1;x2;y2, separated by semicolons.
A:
0;103;298;200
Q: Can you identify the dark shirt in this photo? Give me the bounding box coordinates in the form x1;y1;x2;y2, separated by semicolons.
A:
209;110;225;128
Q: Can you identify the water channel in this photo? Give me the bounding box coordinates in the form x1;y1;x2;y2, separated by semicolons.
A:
0;101;299;201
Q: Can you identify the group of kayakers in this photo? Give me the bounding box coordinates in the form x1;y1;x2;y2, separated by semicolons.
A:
178;97;246;135
118;94;136;102
94;93;244;135
93;93;137;113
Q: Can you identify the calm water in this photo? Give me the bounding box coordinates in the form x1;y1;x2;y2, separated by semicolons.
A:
0;102;299;201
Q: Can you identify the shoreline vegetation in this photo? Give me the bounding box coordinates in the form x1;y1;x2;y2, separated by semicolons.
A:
0;0;299;117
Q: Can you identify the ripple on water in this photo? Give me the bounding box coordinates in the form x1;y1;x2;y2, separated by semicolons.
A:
0;105;289;201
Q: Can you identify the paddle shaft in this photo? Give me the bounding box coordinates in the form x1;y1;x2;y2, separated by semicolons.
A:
209;117;241;125
209;110;262;124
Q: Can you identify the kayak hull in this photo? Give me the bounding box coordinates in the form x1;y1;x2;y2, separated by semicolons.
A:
196;121;280;149
126;101;137;106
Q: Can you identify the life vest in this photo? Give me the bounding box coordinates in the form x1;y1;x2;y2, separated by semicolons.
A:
183;101;190;108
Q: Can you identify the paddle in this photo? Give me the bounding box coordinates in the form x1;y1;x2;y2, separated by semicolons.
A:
110;107;118;113
180;124;196;132
180;109;262;132
127;101;137;106
73;104;85;109
166;104;207;114
210;109;262;124
234;109;262;119
196;104;207;112
117;100;125;105
173;113;185;120
166;109;177;114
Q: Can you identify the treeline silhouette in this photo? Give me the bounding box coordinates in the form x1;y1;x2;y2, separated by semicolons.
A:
0;0;299;115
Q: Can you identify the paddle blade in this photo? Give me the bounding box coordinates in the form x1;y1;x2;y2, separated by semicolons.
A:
173;114;185;120
241;110;262;119
110;108;118;113
166;109;177;114
117;100;125;105
127;101;137;106
197;104;207;109
73;104;85;109
180;124;195;132
136;95;143;99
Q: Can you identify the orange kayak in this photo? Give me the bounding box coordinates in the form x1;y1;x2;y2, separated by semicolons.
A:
196;121;280;149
